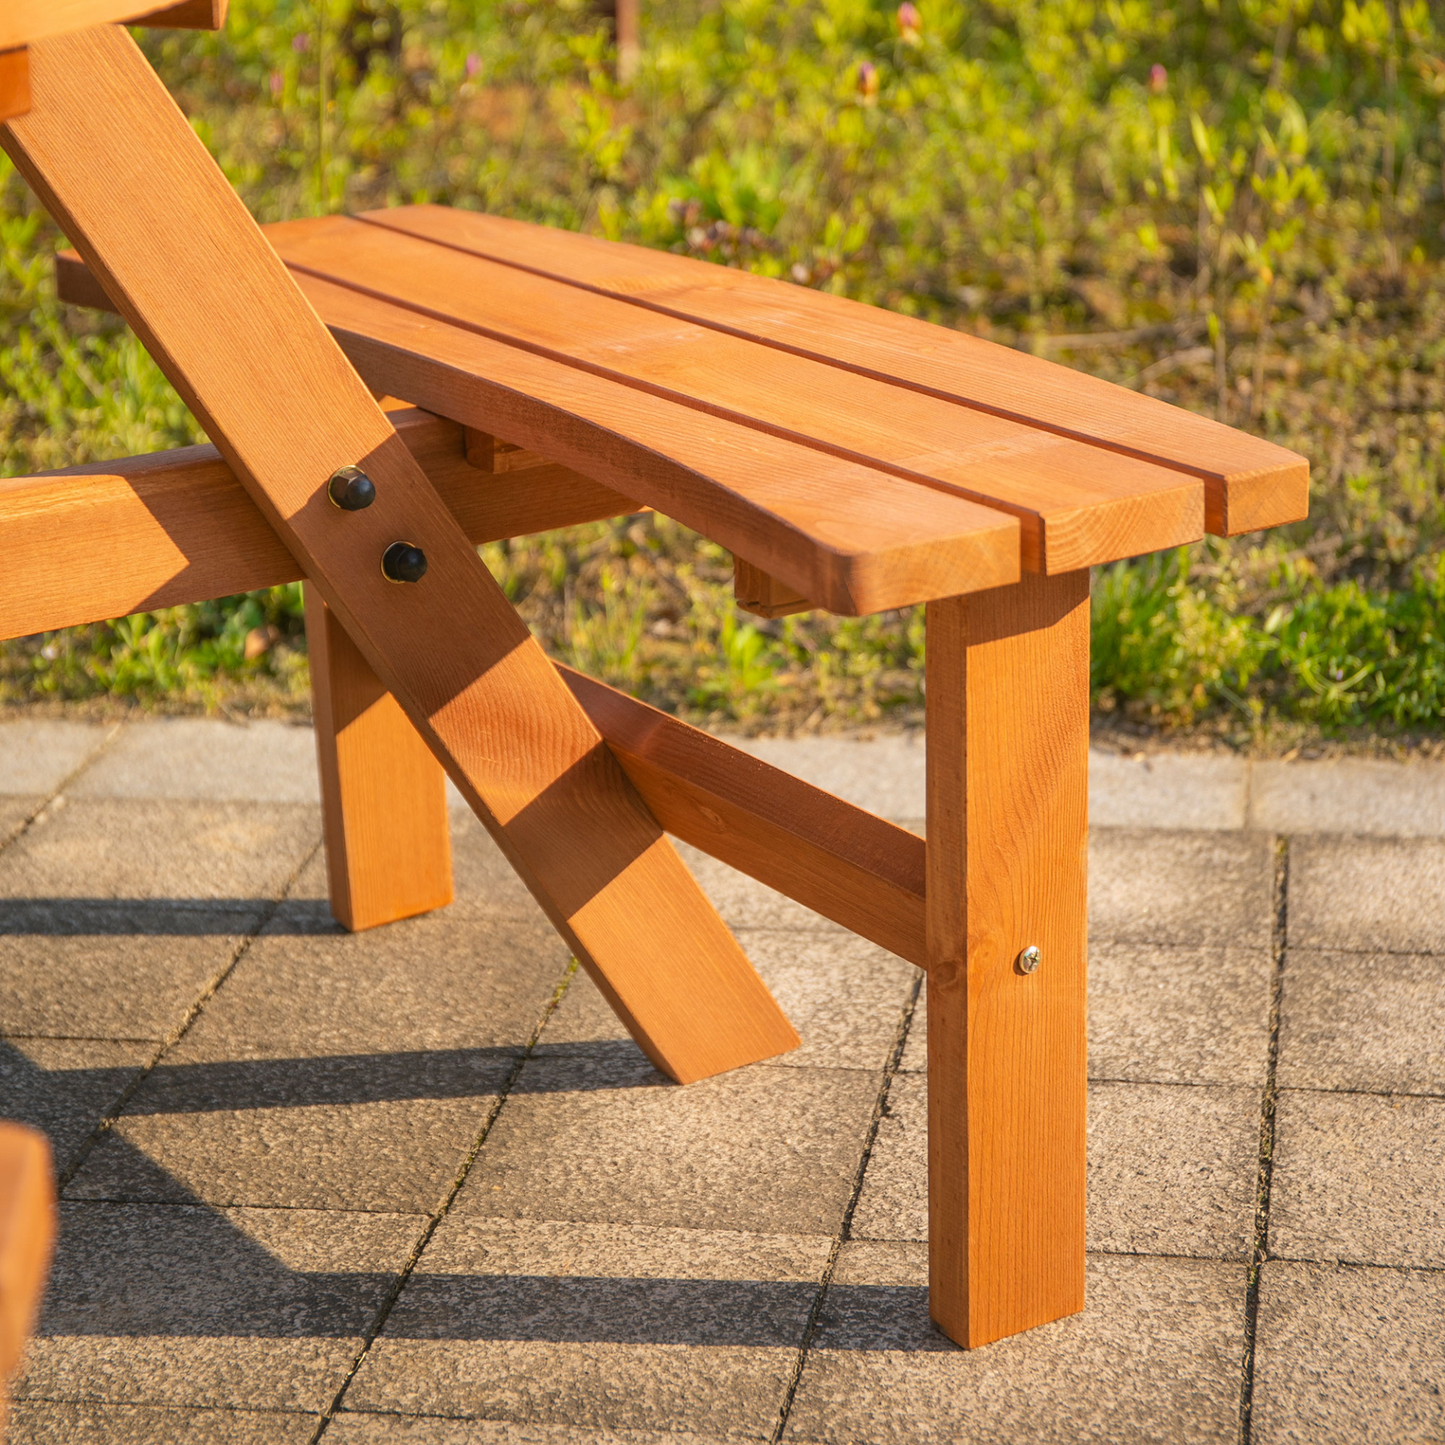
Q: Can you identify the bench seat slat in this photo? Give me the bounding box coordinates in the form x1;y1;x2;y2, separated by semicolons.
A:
364;205;1309;537
296;271;1022;613
270;215;1204;574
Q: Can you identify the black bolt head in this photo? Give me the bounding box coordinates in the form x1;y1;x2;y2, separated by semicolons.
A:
328;465;376;511
382;541;428;584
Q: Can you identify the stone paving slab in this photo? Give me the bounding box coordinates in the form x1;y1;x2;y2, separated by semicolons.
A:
1252;1261;1445;1445
1269;1090;1445;1268
851;1073;1260;1259
13;1202;418;1415
1289;837;1445;953
3;721;1444;1445
900;940;1276;1085
543;931;918;1073
7;1402;317;1444
453;1054;880;1236
782;1245;1247;1445
1277;949;1445;1094
0;1036;152;1173
345;1219;829;1435
0;721;116;795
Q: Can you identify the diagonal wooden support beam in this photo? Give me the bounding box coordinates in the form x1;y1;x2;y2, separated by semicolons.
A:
1;23;798;1085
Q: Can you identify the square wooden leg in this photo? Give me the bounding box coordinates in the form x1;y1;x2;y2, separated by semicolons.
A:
924;570;1090;1348
305;588;454;931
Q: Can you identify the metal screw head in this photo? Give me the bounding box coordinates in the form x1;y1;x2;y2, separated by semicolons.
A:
381;541;428;584
1017;945;1042;975
328;465;376;511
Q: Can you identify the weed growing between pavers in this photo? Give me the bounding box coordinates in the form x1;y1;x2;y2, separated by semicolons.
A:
0;0;1442;744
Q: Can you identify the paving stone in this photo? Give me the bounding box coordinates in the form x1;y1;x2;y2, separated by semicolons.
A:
781;1243;1247;1445
1090;829;1276;947
1252;757;1445;838
5;1400;317;1444
0;1036;151;1173
1269;1090;1445;1267
1277;949;1445;1094
453;1053;879;1235
1289;837;1445;953
13;1202;416;1413
900;942;1274;1085
1252;1261;1445;1445
541;931;918;1073
0;720;114;795
1089;750;1247;830
70;719;321;804
0;798;320;905
0;923;263;1041
852;1074;1260;1259
346;1217;828;1435
0;793;39;844
331;1420;737;1445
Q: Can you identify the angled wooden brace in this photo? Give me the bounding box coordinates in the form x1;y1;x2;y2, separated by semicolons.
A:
1;23;799;1084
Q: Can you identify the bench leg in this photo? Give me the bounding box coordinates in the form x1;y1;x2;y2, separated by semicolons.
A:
924;570;1090;1348
305;588;454;931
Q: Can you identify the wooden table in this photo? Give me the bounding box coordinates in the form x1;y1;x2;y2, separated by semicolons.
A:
1;16;1307;1353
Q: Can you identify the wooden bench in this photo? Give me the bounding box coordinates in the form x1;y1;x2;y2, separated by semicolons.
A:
0;1124;55;1440
0;14;1307;1353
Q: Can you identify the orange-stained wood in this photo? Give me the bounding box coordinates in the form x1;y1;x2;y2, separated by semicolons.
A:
0;0;226;47
5;23;799;1086
58;249;1024;614
0;1122;56;1435
0;407;643;641
306;591;454;932
733;556;811;618
925;572;1090;1348
561;666;927;968
463;427;548;473
366;204;1310;537
268;215;1204;573
0;50;29;123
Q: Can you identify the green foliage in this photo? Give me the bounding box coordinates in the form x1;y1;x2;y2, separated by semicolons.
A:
0;0;1442;737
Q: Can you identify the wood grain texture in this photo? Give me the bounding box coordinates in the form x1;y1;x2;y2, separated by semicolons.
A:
368;204;1310;537
0;1123;55;1416
463;427;548;473
290;273;1023;613
561;666;927;967
0;50;29;124
5;23;798;1086
57;247;1022;613
733;556;811;618
0;1;225;47
306;591;454;932
925;572;1090;1348
270;215;1205;573
0;406;642;640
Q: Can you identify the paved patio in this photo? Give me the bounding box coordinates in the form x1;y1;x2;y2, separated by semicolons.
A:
1;718;1442;1444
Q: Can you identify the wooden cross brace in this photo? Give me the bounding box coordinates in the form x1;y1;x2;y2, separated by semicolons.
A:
0;17;1181;1351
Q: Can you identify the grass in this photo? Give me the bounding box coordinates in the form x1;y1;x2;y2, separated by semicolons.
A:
1;0;1443;749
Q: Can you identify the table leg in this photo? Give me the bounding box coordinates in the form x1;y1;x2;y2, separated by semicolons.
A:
305;589;454;931
924;570;1090;1348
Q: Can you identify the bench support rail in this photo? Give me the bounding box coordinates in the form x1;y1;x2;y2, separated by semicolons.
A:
925;571;1090;1347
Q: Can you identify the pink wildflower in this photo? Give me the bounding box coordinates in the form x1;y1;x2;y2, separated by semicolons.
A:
897;3;922;43
858;61;879;100
1149;63;1168;94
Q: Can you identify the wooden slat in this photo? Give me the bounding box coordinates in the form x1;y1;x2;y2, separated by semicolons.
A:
306;592;454;932
0;406;643;640
368;205;1310;537
0;1122;56;1432
0;1;226;47
925;572;1090;1348
6;23;800;1087
560;666;927;968
59;250;1023;614
268;215;1205;573
0;50;29;124
733;556;810;618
